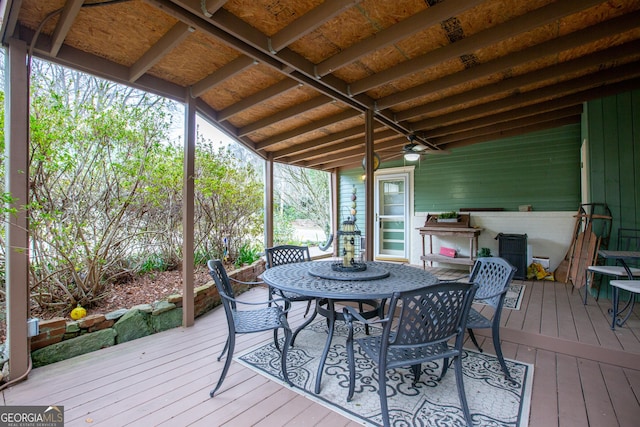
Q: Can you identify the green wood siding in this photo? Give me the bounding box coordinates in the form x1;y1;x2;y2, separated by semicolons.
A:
340;124;581;215
412;125;581;212
586;89;640;242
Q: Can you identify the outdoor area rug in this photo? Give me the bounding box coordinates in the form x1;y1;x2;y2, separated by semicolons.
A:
236;320;533;427
475;283;526;311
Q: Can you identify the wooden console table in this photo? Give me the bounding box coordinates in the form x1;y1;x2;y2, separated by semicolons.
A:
419;226;482;269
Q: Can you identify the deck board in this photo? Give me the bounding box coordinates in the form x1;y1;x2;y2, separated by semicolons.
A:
2;266;639;426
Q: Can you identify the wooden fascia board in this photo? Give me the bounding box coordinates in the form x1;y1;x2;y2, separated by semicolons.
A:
315;0;485;76
349;0;604;95
129;22;193;82
238;95;333;137
380;12;640;110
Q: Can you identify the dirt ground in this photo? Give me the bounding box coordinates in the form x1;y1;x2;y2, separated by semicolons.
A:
0;266;215;342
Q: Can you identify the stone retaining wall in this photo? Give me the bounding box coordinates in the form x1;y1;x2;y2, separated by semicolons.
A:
27;260;266;368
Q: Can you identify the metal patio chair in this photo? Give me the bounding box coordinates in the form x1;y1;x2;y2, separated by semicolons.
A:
207;259;292;397
265;245;317;344
343;281;478;427
465;256;517;382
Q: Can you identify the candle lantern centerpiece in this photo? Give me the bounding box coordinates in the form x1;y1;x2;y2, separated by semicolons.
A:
333;219;366;272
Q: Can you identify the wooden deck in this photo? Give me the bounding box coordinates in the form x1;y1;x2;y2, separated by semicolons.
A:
2;266;639;426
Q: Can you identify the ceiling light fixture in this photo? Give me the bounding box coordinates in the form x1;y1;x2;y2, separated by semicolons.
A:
404;152;420;162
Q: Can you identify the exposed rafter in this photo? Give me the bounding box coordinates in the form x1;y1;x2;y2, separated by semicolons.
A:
5;0;639;170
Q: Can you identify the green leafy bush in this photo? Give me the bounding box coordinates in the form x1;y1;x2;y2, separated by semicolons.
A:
234;243;261;268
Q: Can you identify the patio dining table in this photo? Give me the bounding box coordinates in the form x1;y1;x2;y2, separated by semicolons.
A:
261;260;439;393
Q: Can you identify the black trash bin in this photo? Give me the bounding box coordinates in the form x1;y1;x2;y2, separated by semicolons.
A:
495;233;527;280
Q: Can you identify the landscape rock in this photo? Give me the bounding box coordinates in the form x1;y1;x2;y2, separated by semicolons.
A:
105;308;128;321
113;309;153;344
31;329;117;368
150;307;183;333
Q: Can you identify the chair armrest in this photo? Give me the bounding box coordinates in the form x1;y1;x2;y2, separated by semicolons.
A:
438;275;469;283
229;276;265;286
342;306;388;326
220;293;291;313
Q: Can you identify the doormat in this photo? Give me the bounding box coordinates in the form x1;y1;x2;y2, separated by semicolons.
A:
236;321;533;427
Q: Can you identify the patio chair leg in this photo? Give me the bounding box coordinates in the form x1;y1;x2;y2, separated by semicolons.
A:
345;318;356;402
491;324;513;382
378;369;391;427
438;356;449;381
454;355;473;426
467;328;483;352
217;336;229;361
410;364;422;385
211;334;235;397
281;326;293;387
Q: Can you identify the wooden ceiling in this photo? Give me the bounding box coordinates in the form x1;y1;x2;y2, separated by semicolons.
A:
2;0;640;171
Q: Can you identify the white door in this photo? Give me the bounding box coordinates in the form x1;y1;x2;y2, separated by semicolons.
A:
374;171;411;261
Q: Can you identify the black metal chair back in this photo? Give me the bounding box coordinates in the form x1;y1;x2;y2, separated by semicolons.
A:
345;281;477;427
466;256;517;382
469;256;517;308
206;259;292;398
266;245;311;268
265;245;316;346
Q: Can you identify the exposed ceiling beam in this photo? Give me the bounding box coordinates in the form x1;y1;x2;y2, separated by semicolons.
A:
255;110;361;150
238;95;333;137
315;0;484;76
348;0;604;95
195;98;267;159
129;22;193;82
273;125;367;159
191;55;257;97
378;11;640;110
50;0;83;57
283;129;398;164
397;39;640;122
410;62;640;131
430;107;582;145
217;79;301;121
424;102;584;139
442;116;581;150
197;0;228;17
149;0;435;150
22;25;187;102
160;0;437;148
302;136;405;168
269;0;360;53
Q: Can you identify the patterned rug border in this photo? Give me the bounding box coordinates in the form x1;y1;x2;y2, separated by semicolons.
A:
476;283;526;311
236;321;533;427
